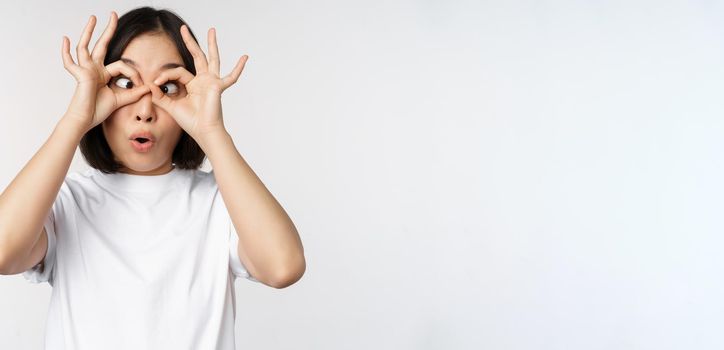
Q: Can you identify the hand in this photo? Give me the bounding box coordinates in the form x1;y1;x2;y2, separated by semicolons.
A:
149;25;248;143
61;12;150;133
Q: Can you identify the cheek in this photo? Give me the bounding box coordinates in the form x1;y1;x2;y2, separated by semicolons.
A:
157;109;181;127
101;108;128;140
104;107;125;123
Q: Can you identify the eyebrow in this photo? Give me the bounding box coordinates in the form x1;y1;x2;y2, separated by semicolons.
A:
120;57;183;70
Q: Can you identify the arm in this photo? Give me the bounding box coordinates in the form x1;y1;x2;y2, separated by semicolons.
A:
0;13;148;274
149;25;305;289
200;130;306;289
0;119;84;274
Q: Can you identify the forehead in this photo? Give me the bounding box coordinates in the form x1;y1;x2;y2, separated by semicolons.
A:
121;33;183;70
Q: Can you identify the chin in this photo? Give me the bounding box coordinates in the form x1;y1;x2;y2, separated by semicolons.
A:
119;160;169;174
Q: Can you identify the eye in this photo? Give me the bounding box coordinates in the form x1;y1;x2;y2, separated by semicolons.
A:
113;76;133;89
160;81;180;95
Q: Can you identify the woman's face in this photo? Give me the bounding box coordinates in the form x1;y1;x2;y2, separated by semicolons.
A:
103;32;187;175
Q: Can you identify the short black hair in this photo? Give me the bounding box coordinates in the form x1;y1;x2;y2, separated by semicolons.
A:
79;6;205;173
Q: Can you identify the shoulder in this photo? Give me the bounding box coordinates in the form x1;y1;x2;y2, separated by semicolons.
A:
178;168;221;197
189;168;217;187
58;168;97;192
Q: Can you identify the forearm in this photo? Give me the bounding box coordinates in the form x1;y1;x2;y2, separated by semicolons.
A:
198;129;305;286
0;117;85;269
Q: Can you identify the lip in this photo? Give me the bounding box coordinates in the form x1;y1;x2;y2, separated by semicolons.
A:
129;130;156;143
130;139;154;152
128;130;156;153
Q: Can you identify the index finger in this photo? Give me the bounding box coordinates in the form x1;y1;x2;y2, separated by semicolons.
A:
105;60;144;87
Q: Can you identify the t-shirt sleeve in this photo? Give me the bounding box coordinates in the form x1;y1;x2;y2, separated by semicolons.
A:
21;178;71;286
22;205;58;285
228;217;261;283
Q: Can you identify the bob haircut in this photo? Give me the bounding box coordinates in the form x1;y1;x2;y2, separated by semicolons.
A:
79;6;205;173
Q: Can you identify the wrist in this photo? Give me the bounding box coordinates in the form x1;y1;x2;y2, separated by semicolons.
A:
195;128;231;149
57;116;90;140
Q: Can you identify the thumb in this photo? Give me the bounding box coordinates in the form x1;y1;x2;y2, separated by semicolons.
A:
149;83;174;112
115;85;150;108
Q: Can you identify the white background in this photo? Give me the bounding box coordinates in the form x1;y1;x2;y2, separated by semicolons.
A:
1;0;722;349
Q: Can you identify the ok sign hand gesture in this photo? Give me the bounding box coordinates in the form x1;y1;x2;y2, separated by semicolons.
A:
62;12;149;133
149;25;248;144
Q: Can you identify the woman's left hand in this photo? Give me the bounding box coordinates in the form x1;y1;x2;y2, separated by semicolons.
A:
149;25;247;143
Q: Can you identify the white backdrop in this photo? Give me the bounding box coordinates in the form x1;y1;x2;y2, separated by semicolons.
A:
1;0;722;349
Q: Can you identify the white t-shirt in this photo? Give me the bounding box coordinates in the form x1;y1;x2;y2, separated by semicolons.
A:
22;167;260;349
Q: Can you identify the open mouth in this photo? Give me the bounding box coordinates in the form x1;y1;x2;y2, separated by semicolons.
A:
130;138;155;152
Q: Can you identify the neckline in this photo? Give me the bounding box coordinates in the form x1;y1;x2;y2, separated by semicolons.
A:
93;166;186;193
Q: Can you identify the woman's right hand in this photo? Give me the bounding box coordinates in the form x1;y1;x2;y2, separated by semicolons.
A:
61;12;150;134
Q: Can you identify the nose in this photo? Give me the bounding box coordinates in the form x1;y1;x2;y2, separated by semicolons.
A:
135;91;155;123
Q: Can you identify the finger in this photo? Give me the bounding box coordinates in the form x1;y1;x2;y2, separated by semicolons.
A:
76;15;97;66
148;83;174;111
207;28;220;75
180;24;208;73
115;85;151;107
91;11;118;62
153;66;195;86
61;36;81;76
105;60;143;86
221;55;248;90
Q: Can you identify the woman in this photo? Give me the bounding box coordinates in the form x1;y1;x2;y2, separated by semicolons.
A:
0;6;305;349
